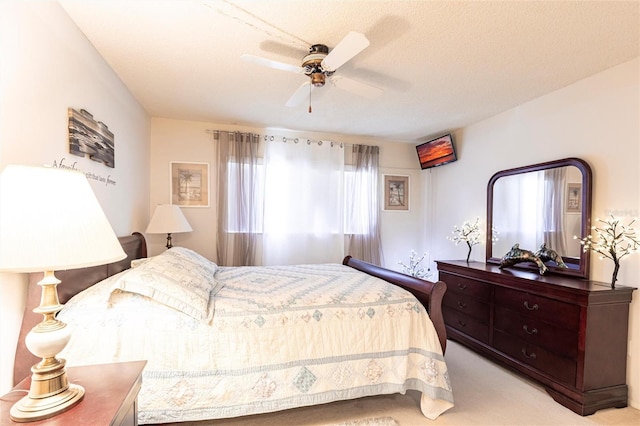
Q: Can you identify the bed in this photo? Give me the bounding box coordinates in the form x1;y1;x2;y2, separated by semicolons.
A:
14;233;453;424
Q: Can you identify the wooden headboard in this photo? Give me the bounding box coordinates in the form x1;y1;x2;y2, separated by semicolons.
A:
13;232;147;385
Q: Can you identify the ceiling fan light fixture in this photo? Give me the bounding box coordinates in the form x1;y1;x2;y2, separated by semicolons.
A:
311;72;325;87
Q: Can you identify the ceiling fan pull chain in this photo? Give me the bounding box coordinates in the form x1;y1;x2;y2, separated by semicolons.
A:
308;83;312;113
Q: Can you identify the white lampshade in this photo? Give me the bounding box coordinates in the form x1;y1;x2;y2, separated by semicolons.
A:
0;165;126;272
146;204;192;234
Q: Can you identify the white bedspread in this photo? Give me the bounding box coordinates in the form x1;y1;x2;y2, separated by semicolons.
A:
59;263;453;423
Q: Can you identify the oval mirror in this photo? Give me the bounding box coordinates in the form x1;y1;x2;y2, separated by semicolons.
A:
486;158;592;279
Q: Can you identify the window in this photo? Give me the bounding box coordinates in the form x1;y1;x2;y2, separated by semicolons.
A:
226;166;371;235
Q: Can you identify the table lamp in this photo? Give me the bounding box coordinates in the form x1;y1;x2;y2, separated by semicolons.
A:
145;204;192;248
0;165;126;422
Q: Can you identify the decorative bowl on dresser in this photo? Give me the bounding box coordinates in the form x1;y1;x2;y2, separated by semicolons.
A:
439;157;636;415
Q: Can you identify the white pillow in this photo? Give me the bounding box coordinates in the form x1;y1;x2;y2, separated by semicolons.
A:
131;257;154;268
111;248;220;323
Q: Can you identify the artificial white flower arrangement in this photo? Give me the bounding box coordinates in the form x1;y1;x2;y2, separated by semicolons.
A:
447;217;498;262
577;215;639;287
447;218;481;262
397;250;433;280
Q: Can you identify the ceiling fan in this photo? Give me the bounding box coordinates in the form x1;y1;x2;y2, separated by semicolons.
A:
241;31;382;111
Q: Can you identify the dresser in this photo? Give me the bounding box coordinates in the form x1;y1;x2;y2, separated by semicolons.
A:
1;361;146;426
436;260;635;416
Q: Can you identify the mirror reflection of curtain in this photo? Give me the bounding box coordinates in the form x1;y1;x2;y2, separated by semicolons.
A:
493;172;545;255
263;140;345;265
345;144;384;265
215;131;261;266
542;168;567;255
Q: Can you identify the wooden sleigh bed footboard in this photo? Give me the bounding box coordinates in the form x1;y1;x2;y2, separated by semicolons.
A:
343;255;448;354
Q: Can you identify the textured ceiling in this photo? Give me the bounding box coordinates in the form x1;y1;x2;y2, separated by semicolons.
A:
59;0;639;142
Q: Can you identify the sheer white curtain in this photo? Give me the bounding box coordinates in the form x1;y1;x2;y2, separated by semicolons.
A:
493;171;545;251
346;144;383;265
215;131;261;266
263;140;345;265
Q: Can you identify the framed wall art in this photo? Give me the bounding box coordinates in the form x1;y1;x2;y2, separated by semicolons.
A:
566;182;581;213
170;162;210;207
383;174;409;211
68;108;115;168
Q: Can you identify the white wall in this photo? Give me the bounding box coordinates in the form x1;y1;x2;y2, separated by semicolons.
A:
426;58;640;408
0;2;150;394
149;118;425;270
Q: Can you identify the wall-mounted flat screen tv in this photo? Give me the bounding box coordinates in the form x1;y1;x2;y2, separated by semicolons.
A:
416;134;457;169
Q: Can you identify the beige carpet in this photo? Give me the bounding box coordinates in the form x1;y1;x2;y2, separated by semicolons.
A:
154;341;640;425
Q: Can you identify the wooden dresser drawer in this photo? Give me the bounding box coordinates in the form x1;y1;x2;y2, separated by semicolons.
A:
443;291;490;322
493;330;577;385
443;306;490;343
440;272;491;302
436;259;635;416
494;287;580;330
494;307;578;359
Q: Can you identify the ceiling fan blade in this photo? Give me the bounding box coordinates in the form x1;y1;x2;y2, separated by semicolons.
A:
241;54;303;74
321;31;370;72
329;75;382;99
285;81;314;107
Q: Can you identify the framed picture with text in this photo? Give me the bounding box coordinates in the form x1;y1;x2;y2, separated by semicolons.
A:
170;162;210;207
383;174;409;211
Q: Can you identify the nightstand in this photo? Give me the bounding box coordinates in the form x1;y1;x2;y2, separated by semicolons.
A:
1;360;146;426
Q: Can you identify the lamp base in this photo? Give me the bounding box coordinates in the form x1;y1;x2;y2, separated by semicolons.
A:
10;376;84;422
10;270;85;422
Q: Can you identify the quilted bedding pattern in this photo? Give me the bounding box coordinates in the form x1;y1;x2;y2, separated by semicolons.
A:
59;263;453;424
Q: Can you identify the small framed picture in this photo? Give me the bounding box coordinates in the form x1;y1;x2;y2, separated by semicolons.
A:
383;174;409;211
170;162;210;207
68;108;115;168
565;182;581;213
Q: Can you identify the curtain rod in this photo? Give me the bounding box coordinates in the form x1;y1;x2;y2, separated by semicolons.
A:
205;129;352;148
205;129;260;137
263;134;348;148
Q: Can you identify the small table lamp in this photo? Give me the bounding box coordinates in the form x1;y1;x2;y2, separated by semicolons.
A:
0;165;126;422
145;204;192;249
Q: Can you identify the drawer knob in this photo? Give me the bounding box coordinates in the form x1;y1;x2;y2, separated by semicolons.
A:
457;301;467;309
457;283;467;291
522;325;538;335
523;301;539;311
521;348;537;360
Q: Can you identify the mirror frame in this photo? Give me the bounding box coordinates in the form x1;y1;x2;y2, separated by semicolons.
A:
486;157;592;279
